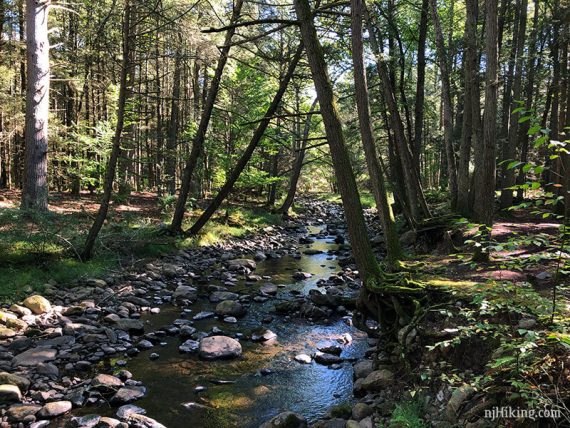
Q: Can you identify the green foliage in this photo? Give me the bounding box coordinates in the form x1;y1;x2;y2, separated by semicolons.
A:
389;399;428;428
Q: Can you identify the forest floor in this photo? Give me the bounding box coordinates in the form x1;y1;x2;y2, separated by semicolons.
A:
0;190;282;301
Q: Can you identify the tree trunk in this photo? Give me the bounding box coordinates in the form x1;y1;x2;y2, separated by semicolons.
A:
81;0;132;260
458;0;479;215
472;0;499;261
430;0;458;210
21;0;50;211
516;0;540;199
351;0;402;268
500;0;527;209
170;0;244;233
189;44;303;235
364;6;430;224
166;45;182;195
294;0;382;284
413;0;429;172
278;99;318;214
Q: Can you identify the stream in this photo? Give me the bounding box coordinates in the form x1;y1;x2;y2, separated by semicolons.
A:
68;225;368;427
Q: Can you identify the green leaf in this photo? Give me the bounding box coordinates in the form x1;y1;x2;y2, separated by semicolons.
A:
518;116;532;124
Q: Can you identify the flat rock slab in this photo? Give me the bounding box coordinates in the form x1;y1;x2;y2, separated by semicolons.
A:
110;386;146;404
37;400;72;418
13;348;57;366
199;336;242;360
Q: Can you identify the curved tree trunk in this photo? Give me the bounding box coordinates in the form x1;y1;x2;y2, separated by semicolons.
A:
189;44;303;236
170;0;244;233
21;0;50;211
294;0;382;284
350;0;402;268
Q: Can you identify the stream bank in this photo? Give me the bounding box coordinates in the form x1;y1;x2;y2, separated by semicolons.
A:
0;200;388;428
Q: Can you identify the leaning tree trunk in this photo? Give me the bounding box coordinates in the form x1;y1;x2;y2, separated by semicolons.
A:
294;0;383;290
277;98;318;215
430;0;458;210
472;0;499;262
170;0;244;233
81;0;132;260
21;0;50;211
350;0;402;269
364;5;430;224
189;44;303;235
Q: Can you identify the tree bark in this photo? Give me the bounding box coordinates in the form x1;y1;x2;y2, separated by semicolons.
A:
500;0;528;209
81;0;132;260
413;0;429;172
170;0;244;233
458;0;479;215
21;0;50;211
472;0;499;261
364;5;430;224
350;0;402;268
294;0;382;284
166;44;182;195
430;0;458;210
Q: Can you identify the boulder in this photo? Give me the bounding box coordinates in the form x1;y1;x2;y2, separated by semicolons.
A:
37;400;72;418
446;385;476;421
110;386;147;404
209;291;239;303
294;354;312;364
0;327;16;339
314;352;342;365
361;369;394;392
91;374;123;392
6;404;41;421
13;347;57;366
199;336;242;360
227;259;256;270
259;411;307;428
0;373;30;391
114;318;145;334
172;285;198;302
352;403;373;421
179;340;200;354
22;295;51;314
0;384;21;403
215;300;246;317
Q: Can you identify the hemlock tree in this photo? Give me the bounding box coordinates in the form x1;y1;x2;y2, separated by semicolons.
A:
472;0;499;262
21;0;50;211
350;0;402;269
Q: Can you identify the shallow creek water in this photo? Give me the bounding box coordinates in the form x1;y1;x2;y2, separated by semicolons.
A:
73;226;368;427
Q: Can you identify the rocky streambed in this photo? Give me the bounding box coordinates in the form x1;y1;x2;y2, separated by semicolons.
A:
0;201;396;428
